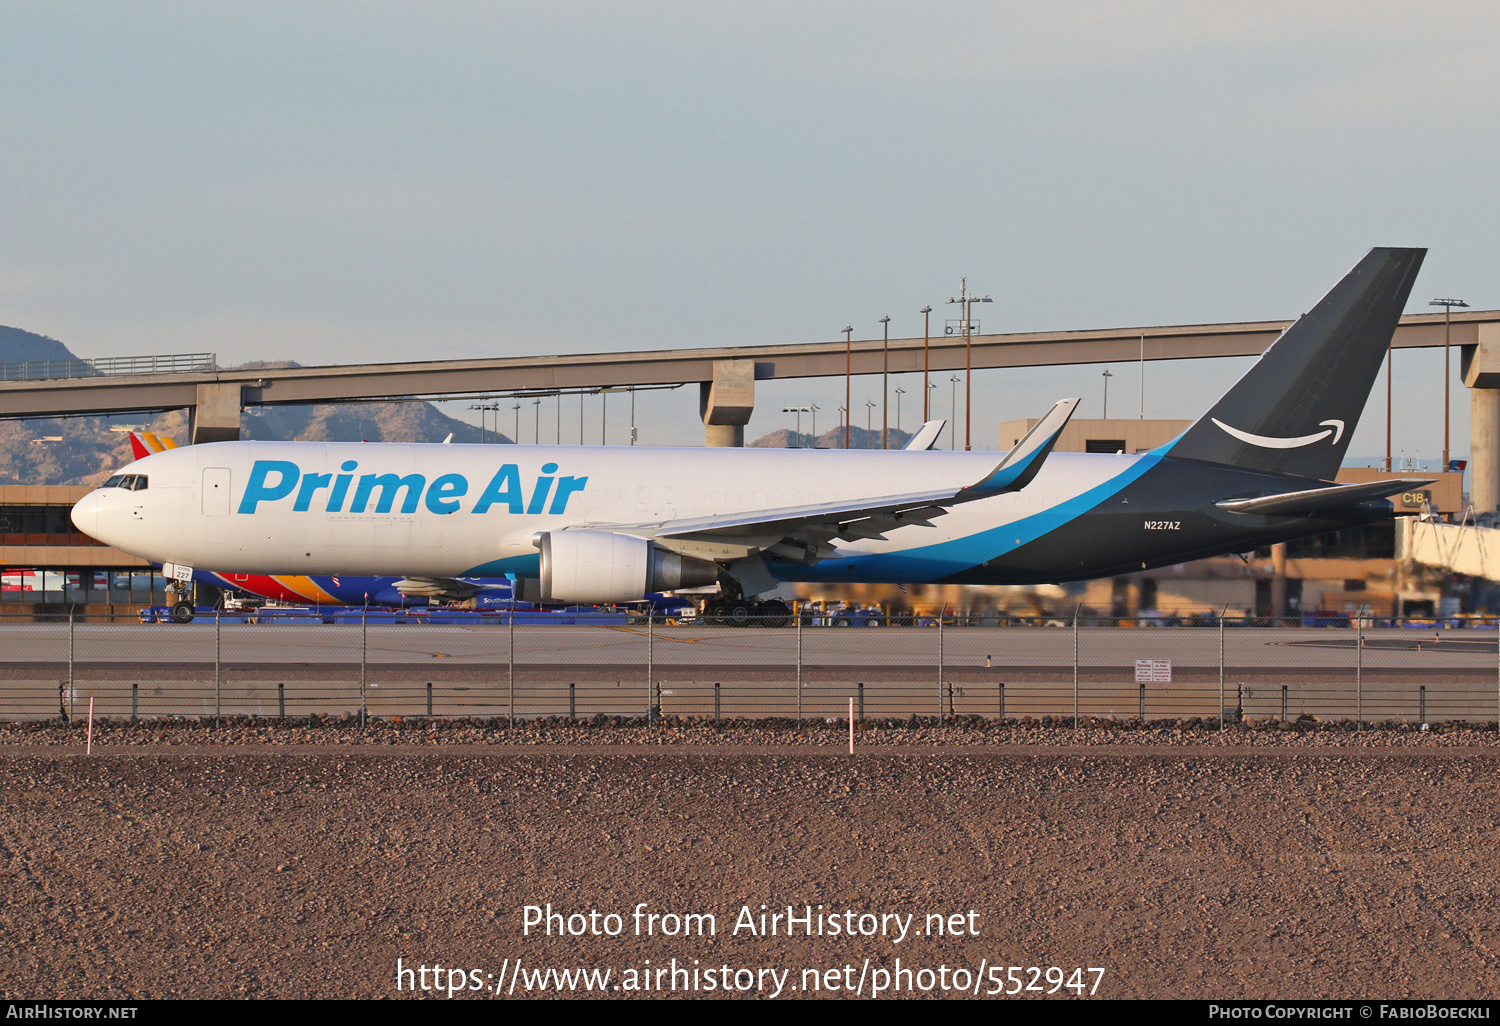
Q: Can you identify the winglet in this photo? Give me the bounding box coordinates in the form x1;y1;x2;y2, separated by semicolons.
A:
903;420;946;451
955;397;1080;501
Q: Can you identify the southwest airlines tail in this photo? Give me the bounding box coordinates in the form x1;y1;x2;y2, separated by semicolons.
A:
129;431;179;460
1168;247;1425;481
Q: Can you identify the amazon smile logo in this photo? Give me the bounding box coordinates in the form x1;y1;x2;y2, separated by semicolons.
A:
1212;418;1345;449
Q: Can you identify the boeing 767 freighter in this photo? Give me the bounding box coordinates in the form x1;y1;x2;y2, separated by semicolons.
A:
71;248;1434;616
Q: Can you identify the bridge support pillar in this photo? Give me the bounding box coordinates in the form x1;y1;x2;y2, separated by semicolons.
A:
699;359;754;447
189;382;242;444
1471;388;1500;514
1462;326;1500;513
1270;543;1288;617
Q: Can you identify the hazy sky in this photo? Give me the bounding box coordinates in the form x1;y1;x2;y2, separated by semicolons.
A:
2;2;1496;460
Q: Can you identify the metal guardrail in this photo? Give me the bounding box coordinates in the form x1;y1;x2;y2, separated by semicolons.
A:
0;352;217;381
3;611;1499;726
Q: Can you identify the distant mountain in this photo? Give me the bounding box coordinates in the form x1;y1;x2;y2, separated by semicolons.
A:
0;342;512;485
750;425;914;450
0;325;80;367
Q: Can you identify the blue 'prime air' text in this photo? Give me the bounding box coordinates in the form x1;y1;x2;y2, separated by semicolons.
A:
235;460;588;516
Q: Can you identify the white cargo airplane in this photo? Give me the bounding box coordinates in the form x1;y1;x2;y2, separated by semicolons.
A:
72;249;1434;620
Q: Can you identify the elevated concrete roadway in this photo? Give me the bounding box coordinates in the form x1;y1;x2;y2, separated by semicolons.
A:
1;309;1496;449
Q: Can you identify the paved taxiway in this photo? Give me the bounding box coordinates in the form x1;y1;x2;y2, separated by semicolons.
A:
1;623;1494;722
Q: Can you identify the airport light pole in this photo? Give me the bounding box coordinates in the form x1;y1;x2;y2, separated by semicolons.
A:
513;403;521;444
630;388;636;446
1101;369;1113;419
783;406;814;447
532;398;541;445
843;325;853;449
920;306;932;420
947;278;992;450
879;315;891;449
469;401;502;443
894;387;906;439
1431;297;1469;472
865;399;876;447
809;404;818;444
949;375;961;450
1386;349;1392;472
837;405;847;442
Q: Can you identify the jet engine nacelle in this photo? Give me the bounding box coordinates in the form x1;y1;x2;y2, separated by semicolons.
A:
538;530;719;604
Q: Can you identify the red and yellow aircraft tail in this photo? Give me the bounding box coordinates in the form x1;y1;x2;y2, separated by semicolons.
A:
128;431;179;461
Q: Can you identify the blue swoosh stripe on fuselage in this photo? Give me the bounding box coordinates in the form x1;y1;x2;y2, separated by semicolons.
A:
775;450;1167;583
460;554;542;577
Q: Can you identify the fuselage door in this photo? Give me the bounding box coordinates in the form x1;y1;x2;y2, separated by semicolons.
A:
202;468;231;516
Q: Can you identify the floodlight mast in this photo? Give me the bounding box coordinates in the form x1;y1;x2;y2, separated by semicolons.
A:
919;305;933;420
879;315;891;449
842;325;853;449
1430;297;1469;472
947;277;991;450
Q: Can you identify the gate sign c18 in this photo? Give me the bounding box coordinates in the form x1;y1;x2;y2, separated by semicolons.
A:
1135;659;1171;683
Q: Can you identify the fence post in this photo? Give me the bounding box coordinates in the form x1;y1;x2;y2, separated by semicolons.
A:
1072;606;1080;728
427;681;433;719
508;607;515;726
647;613;654;723
1218;610;1226;730
714;682;721;722
999;681;1005;721
360;604;368;727
569;682;575;720
214;609;222;728
131;681;138;722
278;681;285;719
68;604;75;722
857;681;864;720
938;608;945;720
795;607;803;725
1139;683;1145;722
1356;615;1363;731
1420;684;1427;725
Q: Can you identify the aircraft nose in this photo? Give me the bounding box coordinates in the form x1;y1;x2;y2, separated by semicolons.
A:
71;491;102;541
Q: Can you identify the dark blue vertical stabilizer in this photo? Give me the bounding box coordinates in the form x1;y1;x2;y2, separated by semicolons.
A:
1169;247;1425;481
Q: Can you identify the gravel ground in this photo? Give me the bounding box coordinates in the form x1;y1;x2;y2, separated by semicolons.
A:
4;719;1500;1000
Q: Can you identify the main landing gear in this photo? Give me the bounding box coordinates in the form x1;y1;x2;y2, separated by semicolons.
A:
701;598;792;628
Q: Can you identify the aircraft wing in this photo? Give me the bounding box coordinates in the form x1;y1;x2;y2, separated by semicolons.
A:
597;397;1079;566
392;576;494;600
1216;477;1435;516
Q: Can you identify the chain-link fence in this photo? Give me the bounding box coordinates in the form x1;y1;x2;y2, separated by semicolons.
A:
3;610;1497;725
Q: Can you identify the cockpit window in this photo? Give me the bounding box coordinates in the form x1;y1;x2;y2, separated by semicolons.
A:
102;475;148;490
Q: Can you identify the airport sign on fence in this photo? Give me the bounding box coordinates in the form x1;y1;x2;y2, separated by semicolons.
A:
1135;659;1172;683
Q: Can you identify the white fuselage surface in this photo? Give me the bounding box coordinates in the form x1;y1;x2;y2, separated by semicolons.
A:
70;440;1144;585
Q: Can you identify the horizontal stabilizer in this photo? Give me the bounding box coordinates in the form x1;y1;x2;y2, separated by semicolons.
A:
1216;478;1435;516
